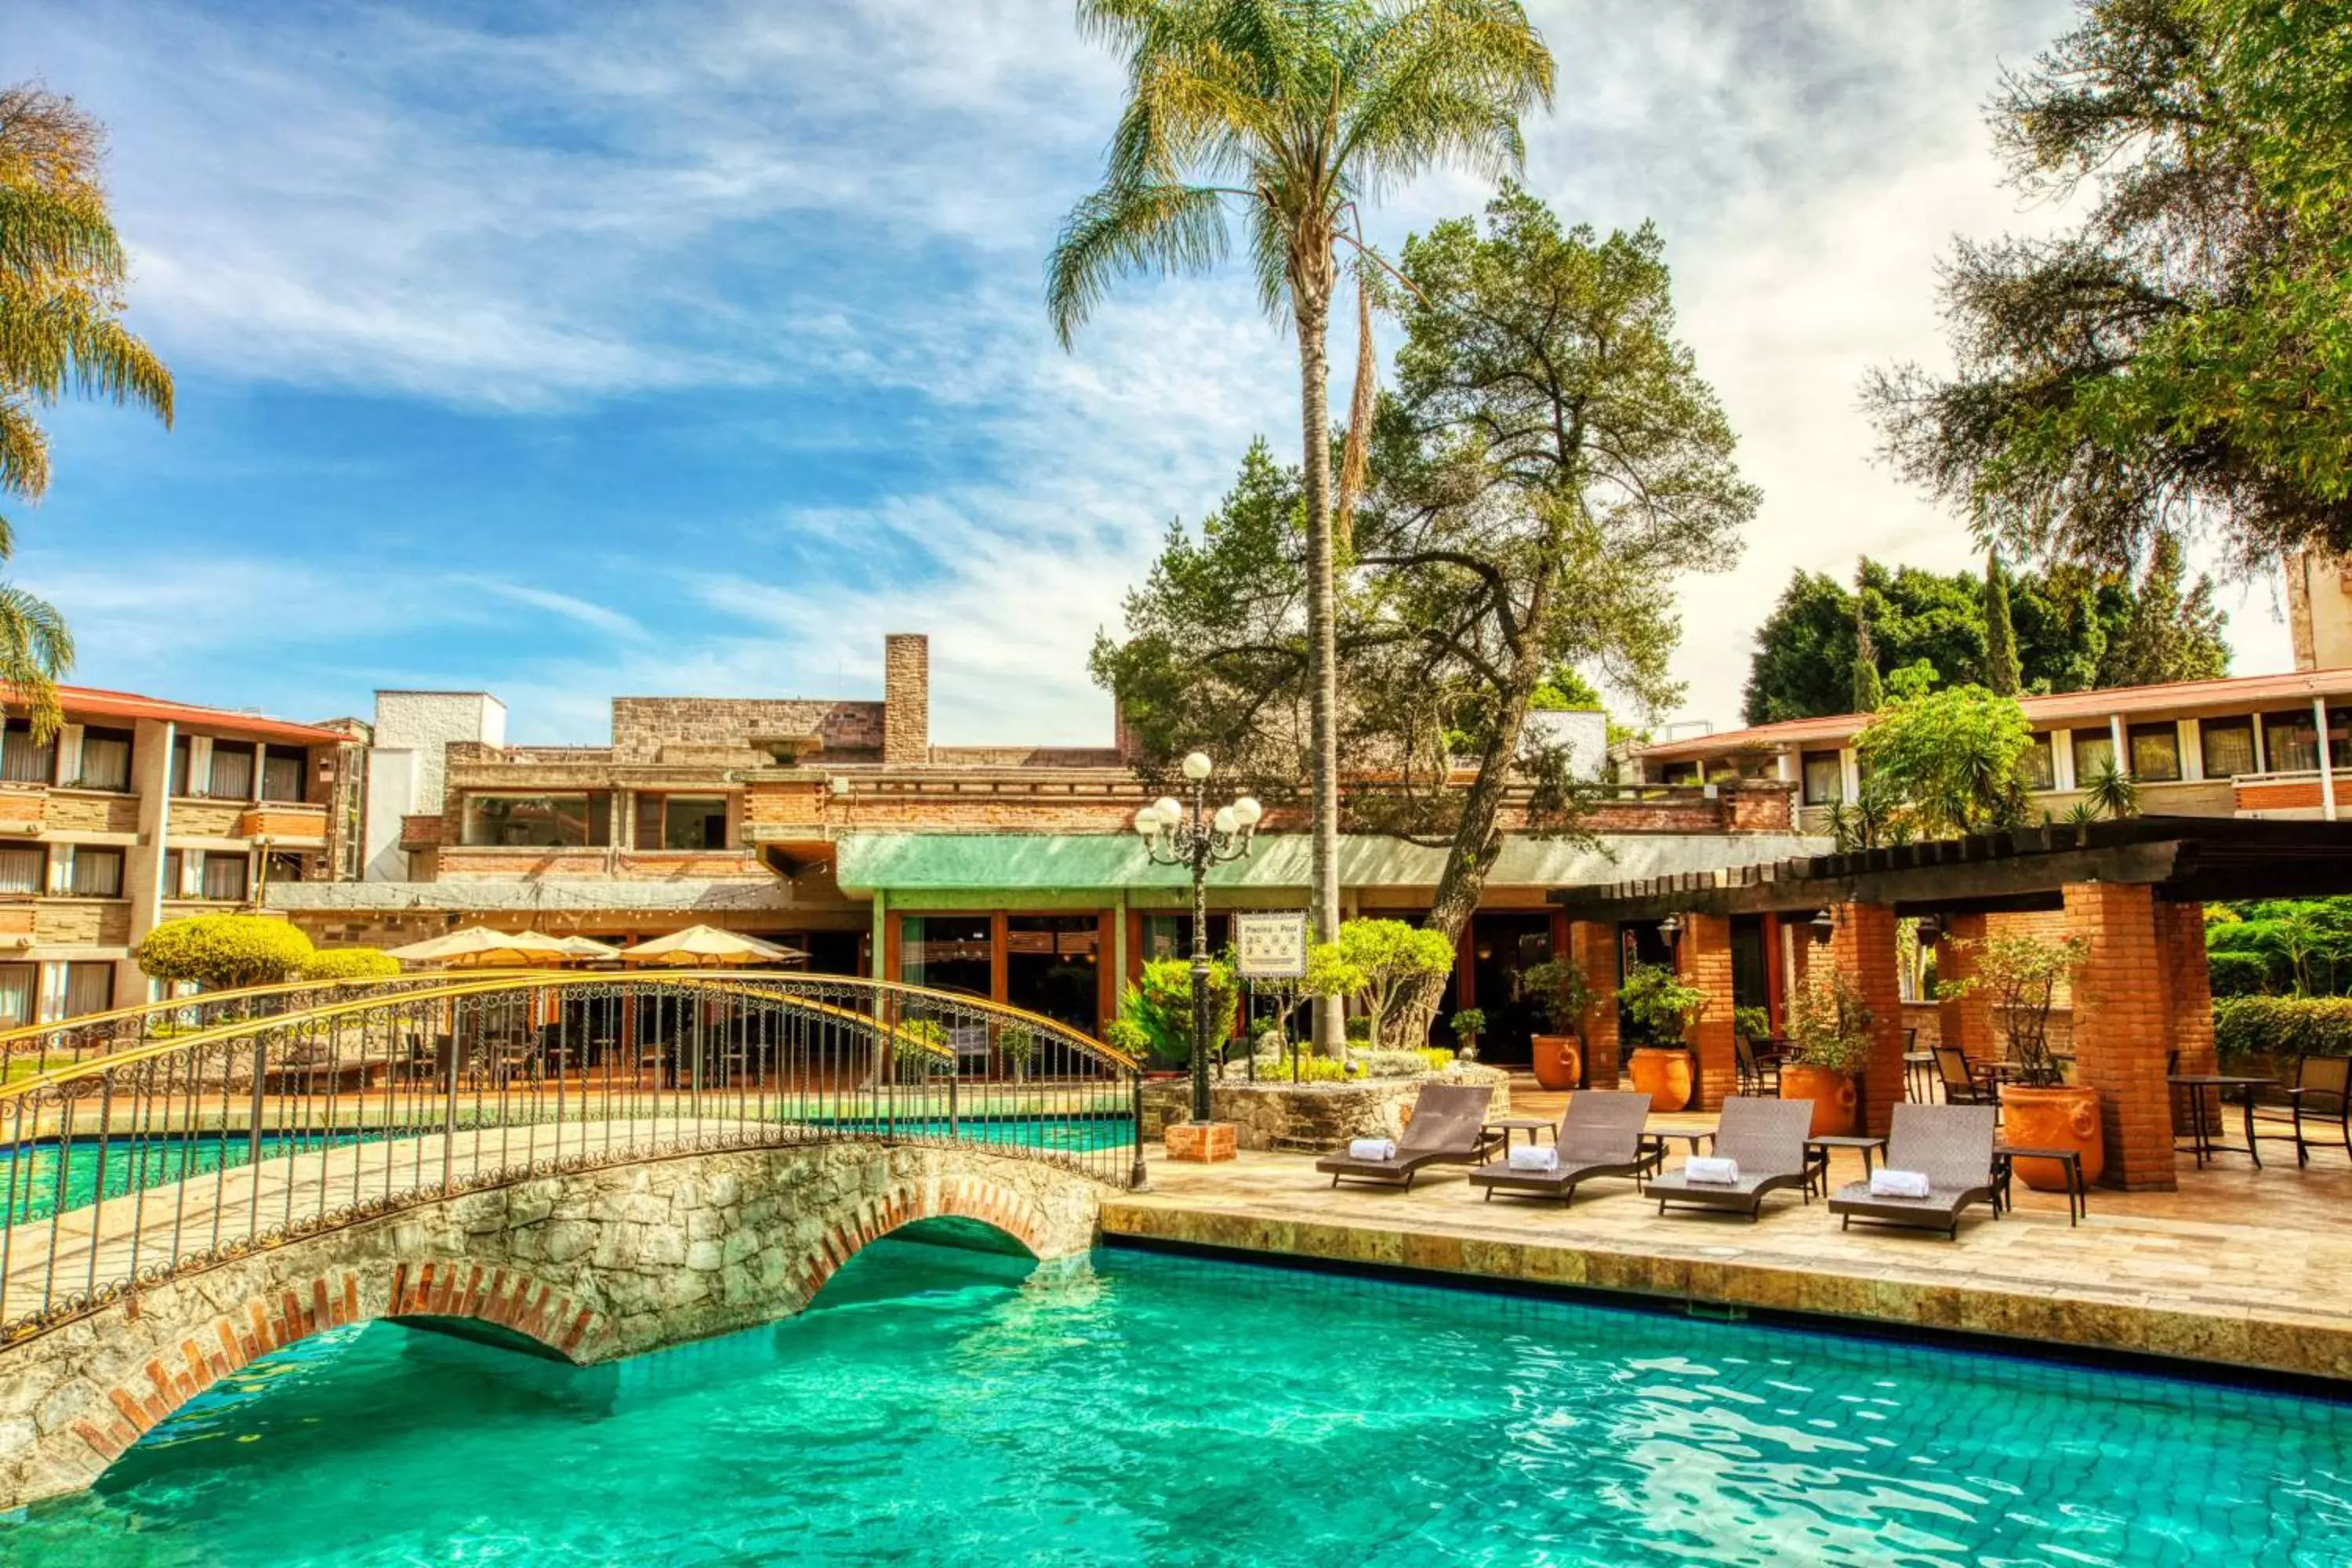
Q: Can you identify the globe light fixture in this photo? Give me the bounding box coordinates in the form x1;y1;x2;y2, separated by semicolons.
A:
1181;751;1214;782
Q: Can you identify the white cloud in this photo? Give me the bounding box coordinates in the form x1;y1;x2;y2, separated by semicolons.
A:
453;578;648;643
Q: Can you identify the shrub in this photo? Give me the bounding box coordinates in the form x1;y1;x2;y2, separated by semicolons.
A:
2206;950;2272;998
1344;1014;1373;1044
1117;956;1239;1067
135;915;314;991
1447;1007;1486;1059
998;1025;1036;1080
2213;996;2352;1060
893;1018;950;1080
299;947;401;982
1105;1017;1150;1062
1786;970;1874;1075
1618;962;1704;1047
1516;960;1591;1033
1316;920;1456;1050
1733;1004;1773;1044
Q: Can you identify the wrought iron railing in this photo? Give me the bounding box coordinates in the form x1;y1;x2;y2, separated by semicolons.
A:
0;971;1142;1343
0;974;464;1082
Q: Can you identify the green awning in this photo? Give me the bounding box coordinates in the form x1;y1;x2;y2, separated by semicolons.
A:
833;831;1824;896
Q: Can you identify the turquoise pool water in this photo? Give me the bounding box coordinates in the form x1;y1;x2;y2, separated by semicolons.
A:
10;1240;2351;1566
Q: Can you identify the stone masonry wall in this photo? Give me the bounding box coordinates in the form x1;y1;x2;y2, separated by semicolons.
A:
883;634;929;766
0;1142;1101;1511
610;699;884;764
1138;1069;1510;1151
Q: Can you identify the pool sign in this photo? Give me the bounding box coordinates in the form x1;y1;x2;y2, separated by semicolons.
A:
1234;911;1310;978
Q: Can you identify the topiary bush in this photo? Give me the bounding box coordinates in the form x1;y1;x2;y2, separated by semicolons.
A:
299;946;402;982
135;914;314;991
2213;996;2352;1061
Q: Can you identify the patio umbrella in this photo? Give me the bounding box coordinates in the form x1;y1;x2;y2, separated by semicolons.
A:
551;935;623;960
383;926;575;968
619;926;807;967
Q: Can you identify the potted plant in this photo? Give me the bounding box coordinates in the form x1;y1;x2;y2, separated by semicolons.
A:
1780;969;1872;1136
1952;932;2099;1190
1617;961;1704;1112
1447;1007;1486;1064
1517;959;1592;1091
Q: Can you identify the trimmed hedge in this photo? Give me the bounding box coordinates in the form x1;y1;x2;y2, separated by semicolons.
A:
299;946;401;982
2213;995;2352;1059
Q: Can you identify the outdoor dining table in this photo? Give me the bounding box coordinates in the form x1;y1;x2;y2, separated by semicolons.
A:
2169;1073;2276;1169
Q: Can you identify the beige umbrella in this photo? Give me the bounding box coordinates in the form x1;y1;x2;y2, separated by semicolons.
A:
383;926;575;968
551;935;623;960
619;925;807;967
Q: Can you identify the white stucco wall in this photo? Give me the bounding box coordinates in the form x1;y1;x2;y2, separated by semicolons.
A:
365;692;505;881
1523;710;1609;781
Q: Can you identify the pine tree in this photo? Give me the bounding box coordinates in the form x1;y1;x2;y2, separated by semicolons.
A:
1853;573;1886;713
2102;532;2231;688
1981;550;2022;695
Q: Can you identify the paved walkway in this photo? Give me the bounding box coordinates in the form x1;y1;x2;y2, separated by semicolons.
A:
1106;1121;2352;1384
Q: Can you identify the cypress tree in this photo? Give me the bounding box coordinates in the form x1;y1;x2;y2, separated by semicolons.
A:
1853;576;1886;713
1982;550;2022;695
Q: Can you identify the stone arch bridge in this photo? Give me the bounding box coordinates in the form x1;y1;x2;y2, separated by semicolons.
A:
0;972;1136;1509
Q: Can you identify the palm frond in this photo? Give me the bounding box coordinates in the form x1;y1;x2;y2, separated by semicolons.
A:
0;579;72;742
1338;0;1552;194
0;183;125;291
1047;178;1233;347
0;395;49;504
0;290;174;424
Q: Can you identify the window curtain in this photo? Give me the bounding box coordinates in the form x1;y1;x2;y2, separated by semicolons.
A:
67;849;123;898
0;964;34;1028
207;742;255;799
74;730;132;791
61;963;111;1019
0;847;44;895
201;854;249;901
0;724;53;785
260;751;304;803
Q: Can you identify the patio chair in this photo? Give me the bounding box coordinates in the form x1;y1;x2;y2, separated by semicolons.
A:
2252;1054;2352;1166
1827;1103;1999;1240
1467;1090;1655;1206
1932;1046;1999;1106
1735;1035;1780;1096
1314;1083;1495;1190
1648;1097;1817;1221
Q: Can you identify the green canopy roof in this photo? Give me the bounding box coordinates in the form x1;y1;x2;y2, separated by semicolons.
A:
833;831;1824;896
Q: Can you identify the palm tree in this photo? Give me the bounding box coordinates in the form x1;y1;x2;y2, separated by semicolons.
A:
0;85;173;736
1047;0;1552;1051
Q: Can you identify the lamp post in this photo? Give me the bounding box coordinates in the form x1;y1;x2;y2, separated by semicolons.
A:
1136;752;1261;1125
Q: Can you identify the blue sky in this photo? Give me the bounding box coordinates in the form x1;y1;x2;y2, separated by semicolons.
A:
10;0;2292;745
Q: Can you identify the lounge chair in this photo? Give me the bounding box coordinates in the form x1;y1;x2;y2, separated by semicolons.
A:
1827;1103;1999;1240
1314;1082;1495;1190
1648;1097;1817;1221
1467;1090;1654;1205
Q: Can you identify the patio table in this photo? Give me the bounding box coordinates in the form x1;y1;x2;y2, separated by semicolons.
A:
1807;1133;1888;1181
2169;1074;2275;1169
1482;1116;1554;1152
1994;1143;2087;1225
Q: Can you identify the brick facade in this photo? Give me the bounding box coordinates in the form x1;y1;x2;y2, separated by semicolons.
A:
1570;920;1620;1087
1933;912;1993;1059
2063;880;2178;1191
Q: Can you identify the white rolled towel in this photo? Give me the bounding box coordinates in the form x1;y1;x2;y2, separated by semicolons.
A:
1507;1144;1559;1173
1870;1168;1932;1200
1684;1156;1740;1185
1348;1138;1397;1161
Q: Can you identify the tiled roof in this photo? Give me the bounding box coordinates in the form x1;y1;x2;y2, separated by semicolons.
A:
8;684;348;746
1639;666;2352;761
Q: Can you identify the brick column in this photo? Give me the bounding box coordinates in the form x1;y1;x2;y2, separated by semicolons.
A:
883;633;930;766
2157;898;2217;1140
2063;880;2177;1191
1681;913;1739;1110
1934;912;1993;1061
1828;902;1905;1136
1570;920;1620;1088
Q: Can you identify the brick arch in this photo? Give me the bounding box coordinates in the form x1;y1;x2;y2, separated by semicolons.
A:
60;1258;601;1491
788;1170;1065;1302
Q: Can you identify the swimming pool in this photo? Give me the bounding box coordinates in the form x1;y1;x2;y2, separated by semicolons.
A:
11;1239;2350;1565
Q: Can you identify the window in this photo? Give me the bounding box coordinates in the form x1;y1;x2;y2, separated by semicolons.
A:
0;964;34;1028
206;741;254;800
2020;734;2056;791
898;915;991;997
2201;718;2257;779
2128;723;2182;783
201;852;249;902
2264;711;2326;773
1140;913;1234;963
0;720;53;786
162;848;183;898
644;794;728;850
0;846;44;895
1657;760;1700;786
2072;731;2117;786
73;727;132;791
62;962;111;1019
1800;750;1844;806
263;851;303;887
260;749;306;803
460;793;613;848
67;848;123;898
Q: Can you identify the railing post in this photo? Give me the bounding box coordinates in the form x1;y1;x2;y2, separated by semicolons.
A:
247;1036;267;1236
442;1002;462;1196
948;1073;959;1142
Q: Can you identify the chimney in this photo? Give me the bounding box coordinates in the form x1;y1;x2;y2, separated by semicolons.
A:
883;633;929;764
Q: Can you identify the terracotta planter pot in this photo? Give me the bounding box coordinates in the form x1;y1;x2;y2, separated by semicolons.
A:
1627;1047;1693;1112
2000;1083;2106;1191
1530;1033;1583;1091
1778;1062;1857;1138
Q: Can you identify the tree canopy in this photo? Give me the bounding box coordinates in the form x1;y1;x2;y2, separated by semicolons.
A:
1740;550;2228;724
1851;684;2034;840
1866;0;2352;578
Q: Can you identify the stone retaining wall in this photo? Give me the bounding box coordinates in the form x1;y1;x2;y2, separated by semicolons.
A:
1139;1068;1512;1151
